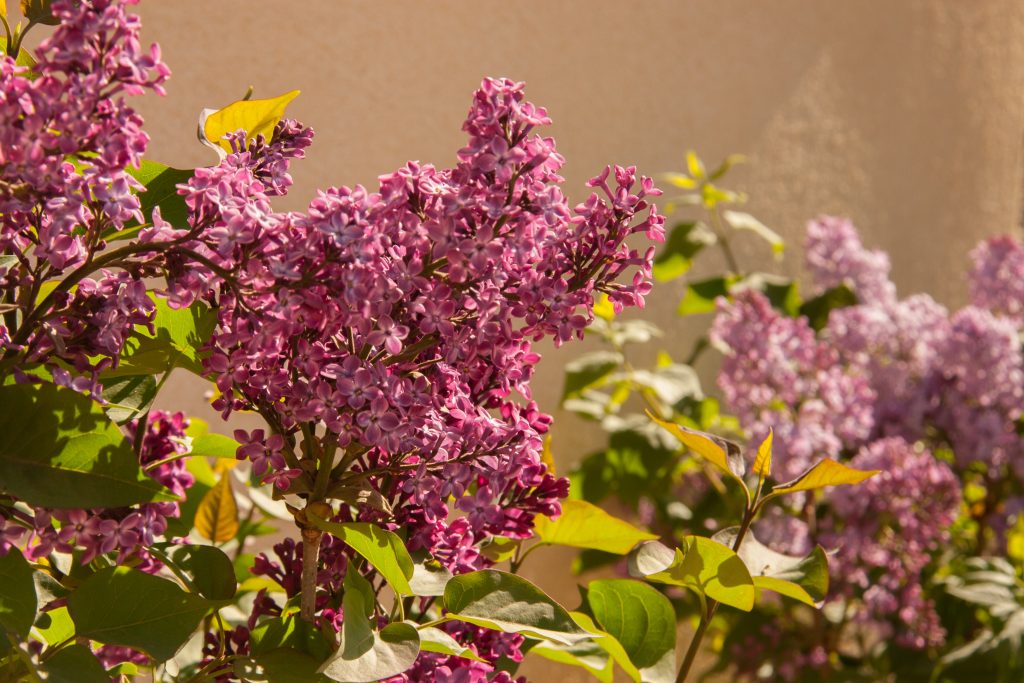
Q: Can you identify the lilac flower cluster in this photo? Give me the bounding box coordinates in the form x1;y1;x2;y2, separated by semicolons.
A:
170;78;660;678
712;217;1024;654
0;0;168;397
709;289;874;481
824;438;960;649
25;410;194;569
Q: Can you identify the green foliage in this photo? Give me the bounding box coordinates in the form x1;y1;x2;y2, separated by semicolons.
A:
308;516;415;595
68;566;220;662
40;644;110;683
0;382;174;508
533;499;657;554
585;579;676;682
124;160;195;230
116;297;215;376
713;528;829;607
319;571;420;682
652;222;714;281
798;284;857;331
0;549;36;641
443;570;590;645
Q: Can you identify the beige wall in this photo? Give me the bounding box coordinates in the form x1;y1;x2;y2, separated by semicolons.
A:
29;1;1024;678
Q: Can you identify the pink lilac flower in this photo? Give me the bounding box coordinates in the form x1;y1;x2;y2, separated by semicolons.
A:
969;235;1024;327
822;438;961;650
805;215;896;304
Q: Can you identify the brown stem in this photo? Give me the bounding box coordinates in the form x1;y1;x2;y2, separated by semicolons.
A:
300;525;322;623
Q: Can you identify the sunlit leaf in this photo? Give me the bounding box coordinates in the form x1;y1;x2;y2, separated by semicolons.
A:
416;626;487;663
443;570;590;645
20;0;59;25
647;412;745;485
0;549;36;640
0;382;174;508
308;516;414;595
533;499;657;555
712;527;828;607
752;429;772;478
722;210;784;256
631;536;755;612
767;458;880;499
194;472;239;543
677;276;734;316
123;160;194;230
202;89;300;154
652;222;715;282
562;351;623;402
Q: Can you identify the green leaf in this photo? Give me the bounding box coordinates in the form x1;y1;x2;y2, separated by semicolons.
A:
202;90;300;154
647;412;746;485
561;351;624;402
0;550;36;639
68;566;218;662
40;644;109;683
722;210;784;256
34;605;73;646
443;570;590;645
308;516;414;595
0;36;36;70
0;382;174;508
100;374;158;425
630;537;755;612
653;222;714;281
417;626;487;663
164;544;237;600
325;485;393;516
254;648;332;683
586;579;675;682
798;285;857;332
124;160;194;230
533;499;657;554
251;613;332;660
408;561;453;597
164;456;215;538
766;458;880;499
117;296;215;376
185;419;240;459
677;277;732;316
319;571;420;682
712;528;828;607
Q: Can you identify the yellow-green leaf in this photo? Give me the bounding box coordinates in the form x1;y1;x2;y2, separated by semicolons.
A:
194;472;239;543
21;0;59;25
202;89;300;153
685;151;705;180
632;537;755;612
593;292;616;321
752;429;772;478
307;515;414;595
661;172;696;190
768;458;880;499
713;527;828;607
534;500;657;555
647;411;746;484
540;434;556;475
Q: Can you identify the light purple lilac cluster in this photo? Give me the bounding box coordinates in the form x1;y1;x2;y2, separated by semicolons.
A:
714;216;1024;658
0;0;168;398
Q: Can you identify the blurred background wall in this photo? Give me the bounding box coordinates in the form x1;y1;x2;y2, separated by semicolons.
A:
41;0;1024;678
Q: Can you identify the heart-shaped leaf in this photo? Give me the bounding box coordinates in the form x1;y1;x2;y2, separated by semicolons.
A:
195;472;239;543
586;579;675;682
630;536;755;612
201;90;300;154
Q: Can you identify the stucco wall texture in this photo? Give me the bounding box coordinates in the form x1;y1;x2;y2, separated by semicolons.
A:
45;1;1024;679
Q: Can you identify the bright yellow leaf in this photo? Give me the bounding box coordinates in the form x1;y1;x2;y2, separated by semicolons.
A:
592;292;616;321
685;151;705;180
769;458;879;498
647;411;746;485
540;434;556;475
194;473;239;543
752;428;772;478
202;89;300;153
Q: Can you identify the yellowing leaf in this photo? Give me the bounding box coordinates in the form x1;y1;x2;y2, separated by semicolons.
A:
540;434;556;475
661;172;696;190
768;458;880;499
685;151;705;180
593;293;616;321
202;89;300;154
752;429;772;478
647;411;746;484
635;536;755;612
194;473;239;543
534;500;657;555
